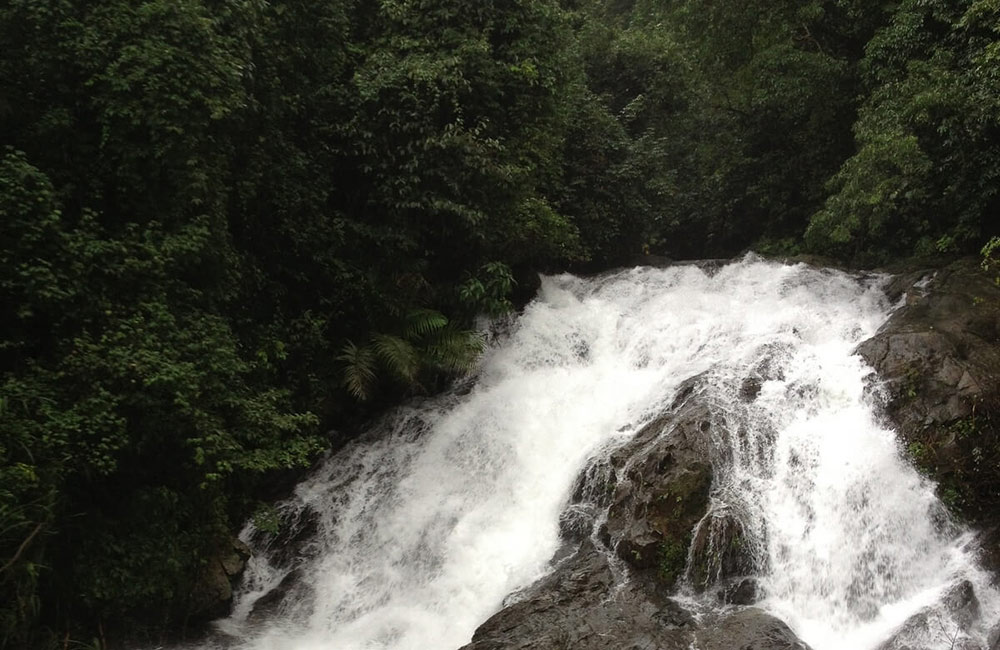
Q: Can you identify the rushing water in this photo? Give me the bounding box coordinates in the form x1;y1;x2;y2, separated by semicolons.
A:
196;256;998;650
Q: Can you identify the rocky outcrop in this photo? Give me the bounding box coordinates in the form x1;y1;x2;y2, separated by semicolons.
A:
460;543;810;650
601;380;715;586
694;609;812;650
687;506;756;592
459;545;697;650
875;580;984;650
856;259;1000;567
188;537;251;621
462;376;798;649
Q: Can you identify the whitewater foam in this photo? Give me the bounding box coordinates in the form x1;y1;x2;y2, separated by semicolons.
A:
184;256;998;650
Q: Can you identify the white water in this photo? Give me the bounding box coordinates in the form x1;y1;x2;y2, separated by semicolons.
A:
200;256;998;650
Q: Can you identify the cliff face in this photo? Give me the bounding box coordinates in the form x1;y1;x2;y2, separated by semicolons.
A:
857;259;1000;571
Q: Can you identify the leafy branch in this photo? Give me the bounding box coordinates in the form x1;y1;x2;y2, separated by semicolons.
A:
338;309;483;401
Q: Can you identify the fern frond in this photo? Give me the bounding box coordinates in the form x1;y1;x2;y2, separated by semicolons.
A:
403;309;448;339
423;328;484;374
337;341;377;400
371;333;420;382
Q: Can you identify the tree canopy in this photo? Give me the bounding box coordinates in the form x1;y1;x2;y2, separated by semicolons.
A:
1;0;997;646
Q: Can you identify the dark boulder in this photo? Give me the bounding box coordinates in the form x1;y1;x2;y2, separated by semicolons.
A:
188;537;251;621
718;577;760;606
875;580;983;650
247;568;303;621
687;506;756;591
458;545;696;650
464;555;814;650
602;381;715;587
462;378;813;650
694;609;813;650
857;258;1000;567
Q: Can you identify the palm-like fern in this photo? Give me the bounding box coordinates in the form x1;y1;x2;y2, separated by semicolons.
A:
371;333;419;382
403;309;448;339
337;340;378;400
338;309;482;401
423;326;483;374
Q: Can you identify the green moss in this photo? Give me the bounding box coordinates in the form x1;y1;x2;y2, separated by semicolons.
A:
950;415;980;440
906;441;933;472
657;536;690;586
936;478;975;520
902;365;922;401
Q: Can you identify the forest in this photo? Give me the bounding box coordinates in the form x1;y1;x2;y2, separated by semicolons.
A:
1;0;998;647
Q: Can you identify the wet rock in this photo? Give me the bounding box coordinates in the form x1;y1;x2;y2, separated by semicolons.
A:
463;378;818;650
987;619;1000;650
687;506;756;590
856;259;1000;560
694;608;812;650
559;504;598;541
876;580;983;650
738;349;788;404
247;568;302;621
944;580;982;629
512;265;542;310
458;545;696;650
603;381;715;586
188;537;251;621
740;377;763;401
717;577;760;605
249;503;321;569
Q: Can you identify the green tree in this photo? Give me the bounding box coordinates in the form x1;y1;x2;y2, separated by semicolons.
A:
806;0;1000;260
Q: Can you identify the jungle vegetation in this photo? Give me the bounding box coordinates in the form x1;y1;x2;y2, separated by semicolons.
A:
1;0;997;646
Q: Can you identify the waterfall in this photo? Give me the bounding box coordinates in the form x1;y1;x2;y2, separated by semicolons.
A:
192;256;998;650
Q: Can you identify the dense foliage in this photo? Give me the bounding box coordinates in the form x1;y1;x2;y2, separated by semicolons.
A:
0;0;997;646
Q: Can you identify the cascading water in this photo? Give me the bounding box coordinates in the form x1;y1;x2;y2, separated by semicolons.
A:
193;256;998;650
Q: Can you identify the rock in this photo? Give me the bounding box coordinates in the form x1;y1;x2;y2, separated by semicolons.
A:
221;538;251;576
625;253;675;268
856;258;1000;540
247;568;303;621
977;526;1000;585
462;376;820;650
688;506;756;590
959;640;987;650
458;545;696;650
876;580;983;650
740;376;763;401
602;380;715;586
943;580;982;629
694;608;813;650
718;577;760;605
512;264;543;310
558;503;599;541
987;619;1000;650
248;502;321;569
462;377;819;650
189;563;234;621
188;537;251;621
